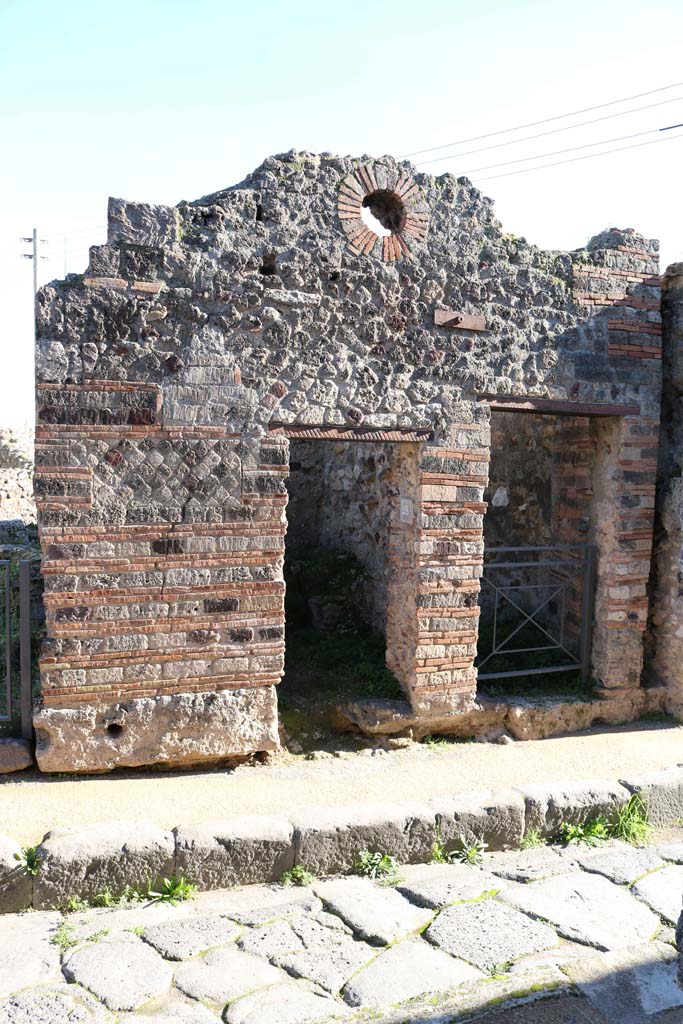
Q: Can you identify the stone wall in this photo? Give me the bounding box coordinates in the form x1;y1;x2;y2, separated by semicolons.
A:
646;264;683;710
31;151;662;771
0;428;36;525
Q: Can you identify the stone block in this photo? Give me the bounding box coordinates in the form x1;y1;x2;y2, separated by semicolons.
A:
0;738;33;774
62;933;173;1012
518;778;631;837
108;197;178;246
33;687;279;773
313;878;432;945
620;765;683;825
342;938;481;1007
292;802;436;876
429;789;524;852
174;816;294;889
0;833;33;913
32;820;175;910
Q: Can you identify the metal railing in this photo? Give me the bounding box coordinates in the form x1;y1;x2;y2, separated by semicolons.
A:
476;544;597;684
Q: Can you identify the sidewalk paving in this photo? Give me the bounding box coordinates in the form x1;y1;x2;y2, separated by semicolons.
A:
1;833;682;1024
3;720;683;845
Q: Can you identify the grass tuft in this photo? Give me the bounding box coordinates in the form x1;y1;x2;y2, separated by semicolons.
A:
281;865;315;887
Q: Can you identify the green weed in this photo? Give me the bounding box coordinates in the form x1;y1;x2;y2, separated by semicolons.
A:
452;837;488;866
520;829;546;850
63;895;90;913
610;794;653;846
355;850;400;880
281;865;315;887
559;818;610;847
148;876;197;905
16;846;41;876
51;921;78;953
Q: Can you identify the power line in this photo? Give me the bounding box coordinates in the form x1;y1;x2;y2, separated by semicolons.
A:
471;129;683;183
402;81;683;158
47;224;106;240
415;95;683;167
457;124;664;176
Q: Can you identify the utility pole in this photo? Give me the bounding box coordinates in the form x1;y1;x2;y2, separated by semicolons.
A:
20;229;48;297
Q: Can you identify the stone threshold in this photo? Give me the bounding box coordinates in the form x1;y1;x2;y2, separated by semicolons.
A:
2;764;683;914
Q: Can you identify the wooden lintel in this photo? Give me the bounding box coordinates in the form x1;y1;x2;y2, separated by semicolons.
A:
434;309;487;331
477;394;640;418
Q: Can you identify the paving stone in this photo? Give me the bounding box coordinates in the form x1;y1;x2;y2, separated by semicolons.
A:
659;841;683;863
33;820;175;910
517;778;630;838
224;981;350;1023
565;941;683;1022
66;901;192;944
576;841;664;884
314;878;433;945
292;802;435;876
0;912;61;998
174;817;294;889
273;917;375;993
120;996;217;1023
143;914;241;959
0;834;33;913
632;864;683;924
429;789;524;851
342;937;482;1007
62;934;173;1012
425;899;558;971
0;984;112;1023
508;940;597;974
501;871;660;950
173;946;286;1005
487;847;577;883
396;863;501;909
191;884;317;921
237;919;301;959
227;894;322;926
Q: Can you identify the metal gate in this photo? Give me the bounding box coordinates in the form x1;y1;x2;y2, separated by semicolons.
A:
0;560;36;739
475;544;597;684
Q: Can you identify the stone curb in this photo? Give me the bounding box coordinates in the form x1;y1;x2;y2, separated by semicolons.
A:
2;765;682;913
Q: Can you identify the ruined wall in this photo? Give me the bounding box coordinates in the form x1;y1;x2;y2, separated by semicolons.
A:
646;264;683;709
31;151;662;771
286;439;399;630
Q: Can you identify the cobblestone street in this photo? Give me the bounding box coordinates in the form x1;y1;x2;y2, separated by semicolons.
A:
2;834;682;1024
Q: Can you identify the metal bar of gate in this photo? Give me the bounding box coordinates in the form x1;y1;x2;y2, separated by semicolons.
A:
19;561;33;740
1;561;10;722
580;545;597;684
477;544;597;683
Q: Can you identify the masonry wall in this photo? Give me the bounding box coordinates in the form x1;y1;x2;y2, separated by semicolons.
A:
646;264;683;711
31;152;662;771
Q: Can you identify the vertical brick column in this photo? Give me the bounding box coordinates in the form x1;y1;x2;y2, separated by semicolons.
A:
571;230;661;695
590;415;658;693
386;409;489;715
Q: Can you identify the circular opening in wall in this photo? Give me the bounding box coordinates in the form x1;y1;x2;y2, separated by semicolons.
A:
360;190;406;236
106;722;124;738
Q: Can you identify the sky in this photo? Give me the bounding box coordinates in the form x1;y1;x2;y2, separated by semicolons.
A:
1;0;682;426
